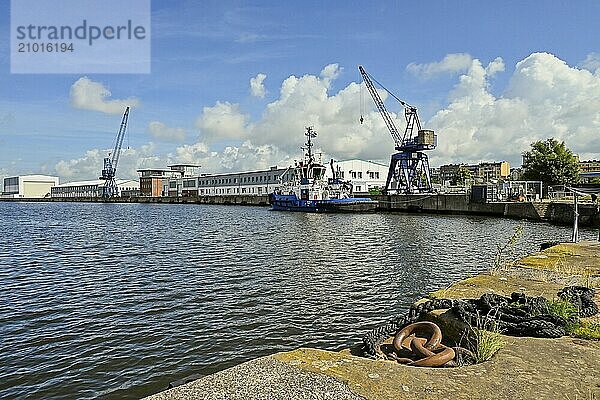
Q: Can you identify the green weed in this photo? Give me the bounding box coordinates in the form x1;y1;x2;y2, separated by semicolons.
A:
565;321;600;340
472;325;505;363
546;299;579;320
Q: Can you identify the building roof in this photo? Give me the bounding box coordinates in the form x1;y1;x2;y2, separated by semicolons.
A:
55;179;138;188
4;174;59;180
334;159;388;167
137;168;173;172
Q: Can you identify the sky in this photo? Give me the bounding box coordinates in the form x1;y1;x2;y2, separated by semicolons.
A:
1;0;600;182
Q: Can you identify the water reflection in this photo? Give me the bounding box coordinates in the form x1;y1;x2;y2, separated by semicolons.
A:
0;202;595;399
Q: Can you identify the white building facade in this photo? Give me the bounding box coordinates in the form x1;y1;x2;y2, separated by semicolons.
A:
164;166;293;197
156;159;387;197
51;179;139;198
2;175;59;198
328;160;388;194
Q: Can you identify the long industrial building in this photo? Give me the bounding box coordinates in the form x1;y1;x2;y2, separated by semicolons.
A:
138;159;388;197
51;179;139;198
2;175;59;198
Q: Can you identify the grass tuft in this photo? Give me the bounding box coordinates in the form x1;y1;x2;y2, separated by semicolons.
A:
489;224;524;275
473;325;505;363
546;299;579;320
565;321;600;340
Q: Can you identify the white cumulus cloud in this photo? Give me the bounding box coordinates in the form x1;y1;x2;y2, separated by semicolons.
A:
54;55;600;183
240;64;395;161
250;73;267;98
581;52;600;74
195;101;249;142
53;144;160;182
170;141;291;172
148;121;186;142
427;52;600;166
407;53;474;78
70;77;140;114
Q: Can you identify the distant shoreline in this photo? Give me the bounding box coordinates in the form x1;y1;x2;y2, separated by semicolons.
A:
2;193;598;228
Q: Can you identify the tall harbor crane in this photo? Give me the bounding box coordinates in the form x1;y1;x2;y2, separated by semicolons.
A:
358;65;437;194
99;106;130;198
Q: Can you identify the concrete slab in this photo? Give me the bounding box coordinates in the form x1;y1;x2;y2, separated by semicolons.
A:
516;241;600;276
143;356;364;400
145;340;600;400
428;274;565;300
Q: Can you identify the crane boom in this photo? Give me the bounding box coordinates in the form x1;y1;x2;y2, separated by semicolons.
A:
100;106;130;198
111;106;130;174
358;65;403;147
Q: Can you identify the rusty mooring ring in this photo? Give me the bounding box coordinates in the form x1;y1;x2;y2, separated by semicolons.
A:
392;321;442;352
409;345;456;367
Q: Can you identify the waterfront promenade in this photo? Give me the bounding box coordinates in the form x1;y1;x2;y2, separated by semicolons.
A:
146;241;600;400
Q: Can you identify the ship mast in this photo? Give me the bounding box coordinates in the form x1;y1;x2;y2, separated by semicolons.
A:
304;126;317;164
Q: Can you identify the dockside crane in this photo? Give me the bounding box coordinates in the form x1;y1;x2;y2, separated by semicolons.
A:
99;106;130;198
358;65;437;194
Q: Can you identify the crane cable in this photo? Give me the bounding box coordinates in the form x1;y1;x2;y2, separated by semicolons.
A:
359;68;364;124
366;71;414;110
358;67;415;125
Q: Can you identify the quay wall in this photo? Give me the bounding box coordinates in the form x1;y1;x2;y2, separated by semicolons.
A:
1;194;598;227
370;194;599;227
0;195;271;206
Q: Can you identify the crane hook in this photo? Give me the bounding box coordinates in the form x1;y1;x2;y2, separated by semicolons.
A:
359;115;364;124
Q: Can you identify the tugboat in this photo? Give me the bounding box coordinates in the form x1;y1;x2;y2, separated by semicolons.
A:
269;127;378;212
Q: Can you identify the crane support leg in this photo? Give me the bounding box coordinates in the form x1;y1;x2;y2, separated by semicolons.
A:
384;154;398;195
384;151;433;195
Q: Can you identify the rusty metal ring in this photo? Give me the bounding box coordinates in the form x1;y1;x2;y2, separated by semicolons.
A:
393;322;442;352
410;337;435;358
409;346;456;367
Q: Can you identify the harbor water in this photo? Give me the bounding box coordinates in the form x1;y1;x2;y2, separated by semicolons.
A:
1;202;596;399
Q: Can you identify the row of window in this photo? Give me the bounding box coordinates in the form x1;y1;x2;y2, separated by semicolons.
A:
52;185;98;193
165;173;294;188
4;177;18;186
198;173;288;186
344;171;380;179
51;185;137;196
198;186;267;195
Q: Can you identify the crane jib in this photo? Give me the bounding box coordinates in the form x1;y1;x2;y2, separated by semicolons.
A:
100;106;130;198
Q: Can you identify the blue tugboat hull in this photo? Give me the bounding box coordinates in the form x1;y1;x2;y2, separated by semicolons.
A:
269;194;378;213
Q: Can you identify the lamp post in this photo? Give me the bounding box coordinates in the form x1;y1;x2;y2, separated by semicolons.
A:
572;192;579;243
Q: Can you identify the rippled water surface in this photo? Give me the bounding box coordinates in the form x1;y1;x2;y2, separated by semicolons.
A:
1;202;596;399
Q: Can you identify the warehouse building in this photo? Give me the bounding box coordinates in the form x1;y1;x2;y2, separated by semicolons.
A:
51;179;139;198
155;160;388;197
146;159;387;197
2;175;59;198
170;166;293;197
330;159;387;194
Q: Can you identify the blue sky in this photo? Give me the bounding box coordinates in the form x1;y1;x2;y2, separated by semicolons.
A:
1;0;600;181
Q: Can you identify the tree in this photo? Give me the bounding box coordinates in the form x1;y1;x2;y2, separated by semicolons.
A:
522;138;580;186
451;165;472;186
